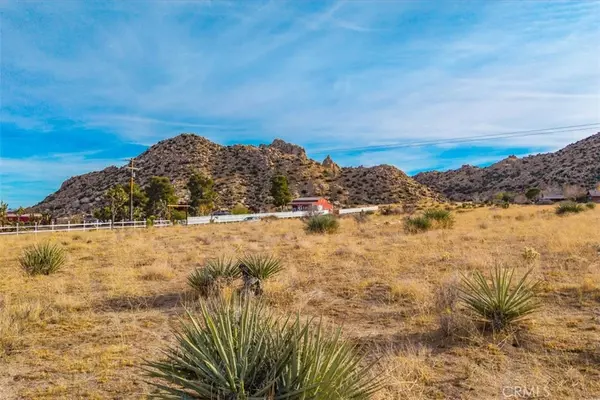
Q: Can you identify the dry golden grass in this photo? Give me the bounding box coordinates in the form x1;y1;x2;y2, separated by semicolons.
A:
0;206;599;399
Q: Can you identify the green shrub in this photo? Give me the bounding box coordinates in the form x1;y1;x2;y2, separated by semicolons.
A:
459;267;541;331
423;209;454;228
19;242;66;276
586;202;596;209
304;214;339;234
239;254;284;296
145;297;381;399
403;216;432;234
188;257;240;295
555;201;585;215
231;203;250;215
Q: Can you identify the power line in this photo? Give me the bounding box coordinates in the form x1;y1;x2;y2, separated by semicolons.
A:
313;123;600;154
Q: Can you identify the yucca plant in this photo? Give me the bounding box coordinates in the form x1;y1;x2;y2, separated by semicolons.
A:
403;215;432;234
239;254;284;296
188;256;241;295
145;298;288;398
278;318;381;399
145;297;381;399
304;214;339;234
459;267;541;331
555;201;584;215
423;209;454;228
19;242;66;276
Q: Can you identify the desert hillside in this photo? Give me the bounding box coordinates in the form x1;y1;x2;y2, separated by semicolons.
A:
414;133;600;201
32;134;439;216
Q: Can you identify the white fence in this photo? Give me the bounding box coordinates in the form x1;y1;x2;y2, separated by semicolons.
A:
0;206;379;236
0;220;172;236
187;210;325;225
187;206;379;225
338;206;379;215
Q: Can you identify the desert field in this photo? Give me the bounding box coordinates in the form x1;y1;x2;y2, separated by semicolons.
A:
1;206;599;399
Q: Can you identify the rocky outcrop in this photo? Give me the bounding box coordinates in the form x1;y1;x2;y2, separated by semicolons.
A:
414;133;600;201
32;135;441;216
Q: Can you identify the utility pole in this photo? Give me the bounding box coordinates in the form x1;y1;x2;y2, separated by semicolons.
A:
125;158;140;221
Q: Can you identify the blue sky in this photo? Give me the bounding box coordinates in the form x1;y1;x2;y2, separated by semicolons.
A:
1;0;599;207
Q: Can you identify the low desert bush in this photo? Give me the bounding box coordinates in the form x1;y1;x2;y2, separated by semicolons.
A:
304;214;339;234
403;216;432;234
434;276;461;336
556;201;584;215
145;297;381;398
586;202;596;209
381;206;403;216
423;209;455;228
19;242;66;276
239;254;284;296
188;257;241;295
352;211;370;224
521;247;540;264
231;203;250;215
459;266;541;331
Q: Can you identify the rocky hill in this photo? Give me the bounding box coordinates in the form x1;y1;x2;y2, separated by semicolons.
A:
32;134;440;216
413;133;600;201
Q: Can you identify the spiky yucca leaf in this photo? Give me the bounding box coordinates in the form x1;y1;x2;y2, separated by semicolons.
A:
145;297;288;398
304;214;339;234
239;254;284;281
145;297;381;399
19;242;66;276
423;209;454;229
403;216;432;234
205;256;241;280
188;256;240;295
459;267;541;331
277;318;382;399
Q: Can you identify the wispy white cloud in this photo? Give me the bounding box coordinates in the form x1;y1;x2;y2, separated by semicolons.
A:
2;0;599;205
0;153;124;207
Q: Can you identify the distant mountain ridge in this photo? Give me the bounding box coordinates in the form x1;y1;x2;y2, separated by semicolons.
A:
413;133;600;201
32;134;440;216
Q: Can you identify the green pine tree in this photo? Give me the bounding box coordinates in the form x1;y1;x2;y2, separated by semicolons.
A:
187;172;217;216
270;175;292;210
145;177;178;219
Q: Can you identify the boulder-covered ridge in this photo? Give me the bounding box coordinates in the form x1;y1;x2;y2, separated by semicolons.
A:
413;133;600;201
32;134;440;216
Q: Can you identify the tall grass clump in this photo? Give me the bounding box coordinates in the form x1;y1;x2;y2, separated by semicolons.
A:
145;297;381;399
352;211;370;224
19;242;66;276
434;276;461;336
188;256;240;295
555;201;585;215
304;214;339;234
403;215;432;234
459;267;541;331
423;208;455;228
239;254;284;296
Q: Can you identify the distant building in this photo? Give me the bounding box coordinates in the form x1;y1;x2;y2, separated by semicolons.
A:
5;212;42;223
290;197;333;212
538;194;566;204
588;190;600;204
